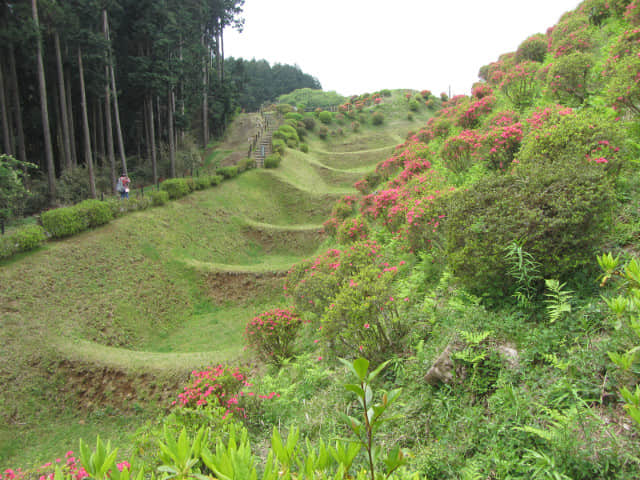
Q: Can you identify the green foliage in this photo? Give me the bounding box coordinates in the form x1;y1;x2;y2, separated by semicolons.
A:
371;111;385;125
160;179;192;200
41;206;85;238
443;154;616;299
544;279;573;323
504;240;542;308
339;357;407;480
216;166;239;180
75;199;114;228
0;154;31;222
273;124;300;149
156;426;206;480
516;34;548;62
245;308;305;365
318;111;332;125
78;436;120;480
277;89;345;110
0;224;47;260
336;217;370;244
546;51;593;105
264;154;282;169
148;190;170;206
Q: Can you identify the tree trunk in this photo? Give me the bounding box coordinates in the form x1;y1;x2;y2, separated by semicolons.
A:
103;10;116;192
78;48;96;198
146;95;158;185
65;69;78;166
0;58;12;155
54;31;72;169
168;88;176;177
104;10;127;175
202;33;209;147
8;44;27;164
96;99;105;165
32;0;56;203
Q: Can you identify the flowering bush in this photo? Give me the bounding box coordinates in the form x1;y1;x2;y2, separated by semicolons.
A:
457;95;496;128
602;28;640;114
547;13;594;57
337;216;370;244
499;61;541;110
624;0;640;24
245;308;305;364
480;116;524;170
471;83;493;99
546;51;593;105
321;265;406;363
331;195;358;220
440;130;483;173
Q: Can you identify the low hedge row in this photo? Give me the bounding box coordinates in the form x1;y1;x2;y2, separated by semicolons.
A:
2;168;244;261
0;224;47;260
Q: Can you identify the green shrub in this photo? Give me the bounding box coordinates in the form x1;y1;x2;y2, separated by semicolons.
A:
216;166;239;179
337;217;370;244
41;206;85;238
546;51;593;105
194;176;210;190
264;154;282;169
302;116;316;131
272;138;286;155
74;199;113;228
318;111;332;124
515;34;548;62
409;99;421;112
318;126;329;139
148;190;169;206
0;224;47;260
237;158;256;172
371;111;384;125
160;178;191;199
273;124;300;149
208;174;223;186
443;158;616;300
300;143;309;153
244;308;305;365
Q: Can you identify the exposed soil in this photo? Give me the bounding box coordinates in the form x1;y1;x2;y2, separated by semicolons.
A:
205;271;286;304
55;359;185;415
242;225;325;255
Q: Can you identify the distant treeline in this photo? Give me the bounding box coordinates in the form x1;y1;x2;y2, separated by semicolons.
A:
0;0;320;207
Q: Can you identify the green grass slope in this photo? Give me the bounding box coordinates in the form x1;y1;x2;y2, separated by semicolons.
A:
0;90;430;469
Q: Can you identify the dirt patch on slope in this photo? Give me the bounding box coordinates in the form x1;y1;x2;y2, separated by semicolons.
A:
243;225;325;255
54;359;185;414
205;271;286;304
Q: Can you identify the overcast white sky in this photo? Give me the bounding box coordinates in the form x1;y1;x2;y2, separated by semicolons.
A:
224;0;582;97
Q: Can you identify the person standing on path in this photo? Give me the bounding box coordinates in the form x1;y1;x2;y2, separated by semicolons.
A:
117;172;131;199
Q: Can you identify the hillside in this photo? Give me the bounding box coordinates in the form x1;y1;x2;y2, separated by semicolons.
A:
3;1;640;478
0;91;432;469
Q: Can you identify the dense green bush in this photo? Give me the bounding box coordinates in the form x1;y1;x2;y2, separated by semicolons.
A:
41;206;85;238
371;111;385;125
515;34;548;62
0;224;46;260
272;138;286;155
74;199;113;228
300;143;309;153
546;51;593;105
318;111;332;124
443;158;616;299
207;174;223;186
148;190;169;206
237;158;256;172
264;154;282;169
160;178;191;199
216;166;239;179
194;176;210;190
245;308;305;365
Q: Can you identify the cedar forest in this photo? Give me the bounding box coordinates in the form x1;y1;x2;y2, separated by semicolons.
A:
1;0;640;479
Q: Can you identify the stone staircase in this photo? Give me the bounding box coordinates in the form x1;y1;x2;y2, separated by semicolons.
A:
252;111;278;168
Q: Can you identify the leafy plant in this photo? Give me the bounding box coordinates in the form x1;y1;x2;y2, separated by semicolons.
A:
156;426;206;480
544;279;573;323
339;357;407;480
78;436;120;480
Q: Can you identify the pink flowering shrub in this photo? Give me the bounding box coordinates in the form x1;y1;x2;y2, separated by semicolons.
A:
245;308;305;364
624;0;640;25
546;51;593;105
457;95;496;128
1;451;92;480
602;28;640;114
331;195;358;220
322;216;339;237
284;241;384;318
321;265;407;364
337;216;370;244
172;365;250;414
499;61;541;110
479;115;524;170
471;83;493;99
440;130;483;173
547;13;594;57
524;104;573;131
